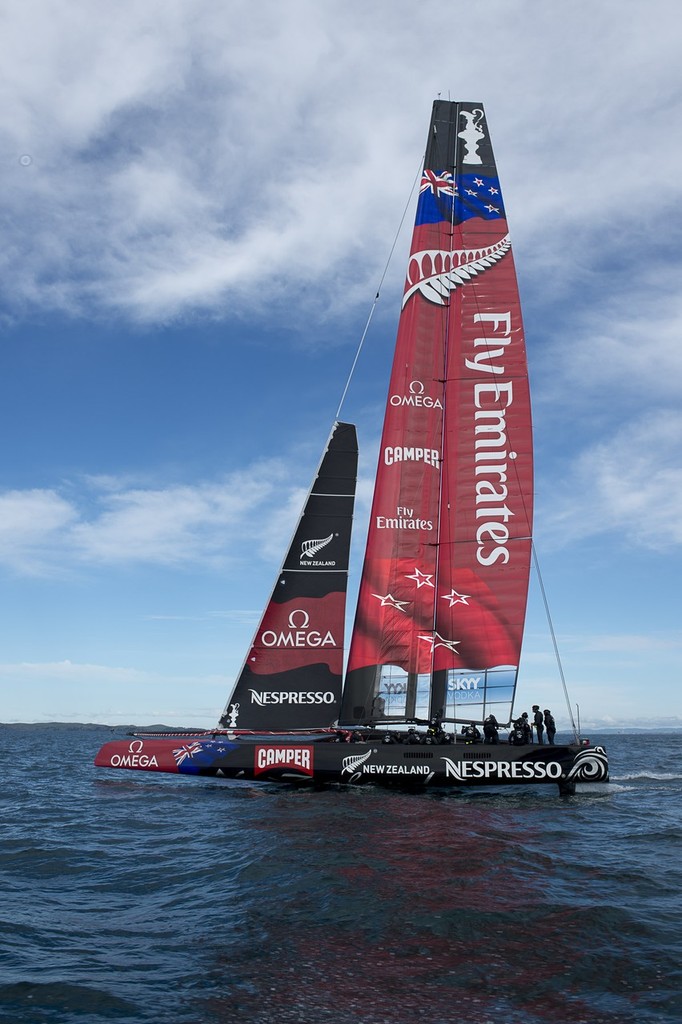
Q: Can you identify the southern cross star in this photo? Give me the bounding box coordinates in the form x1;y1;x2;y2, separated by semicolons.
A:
405;568;434;589
441;589;471;607
418;632;461;654
371;593;409;612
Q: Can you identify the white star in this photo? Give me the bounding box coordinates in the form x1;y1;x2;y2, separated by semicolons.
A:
473;177;484;187
485;204;500;214
371;592;409;612
465;188;478;197
418;631;461;654
441;589;470;607
405;568;434;589
488;186;499;195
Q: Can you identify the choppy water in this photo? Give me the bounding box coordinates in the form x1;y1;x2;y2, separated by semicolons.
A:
1;726;681;1024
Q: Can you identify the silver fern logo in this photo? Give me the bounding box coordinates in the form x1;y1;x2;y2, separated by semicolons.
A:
301;533;334;558
341;749;372;775
300;533;336;567
403;235;511;307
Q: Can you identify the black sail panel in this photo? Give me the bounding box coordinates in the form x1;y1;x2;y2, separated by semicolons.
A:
220;422;358;730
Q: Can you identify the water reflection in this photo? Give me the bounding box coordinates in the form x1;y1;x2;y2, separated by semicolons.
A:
198;789;654;1023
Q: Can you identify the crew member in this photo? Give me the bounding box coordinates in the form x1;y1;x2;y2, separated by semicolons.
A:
520;712;532;743
461;722;481;743
509;718;526;745
483;714;500;744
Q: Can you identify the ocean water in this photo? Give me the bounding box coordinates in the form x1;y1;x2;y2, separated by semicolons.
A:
0;727;680;1024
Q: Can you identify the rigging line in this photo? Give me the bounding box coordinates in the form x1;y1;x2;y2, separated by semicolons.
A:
531;541;579;742
335;155;424;421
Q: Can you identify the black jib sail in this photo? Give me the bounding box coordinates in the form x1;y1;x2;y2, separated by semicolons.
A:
218;421;358;730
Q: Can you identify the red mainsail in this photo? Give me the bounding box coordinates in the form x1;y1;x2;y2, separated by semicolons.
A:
341;102;532;726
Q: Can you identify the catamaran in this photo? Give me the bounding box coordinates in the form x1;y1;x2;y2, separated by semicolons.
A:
95;101;608;794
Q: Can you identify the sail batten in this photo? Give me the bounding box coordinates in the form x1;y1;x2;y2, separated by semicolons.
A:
341;101;533;727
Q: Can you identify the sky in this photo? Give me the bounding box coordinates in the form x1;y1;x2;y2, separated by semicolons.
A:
1;0;681;730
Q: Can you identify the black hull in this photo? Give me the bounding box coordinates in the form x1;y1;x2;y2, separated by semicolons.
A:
95;735;608;795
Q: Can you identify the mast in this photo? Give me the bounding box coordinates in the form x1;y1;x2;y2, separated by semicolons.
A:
340;101;533;728
220;421;358;730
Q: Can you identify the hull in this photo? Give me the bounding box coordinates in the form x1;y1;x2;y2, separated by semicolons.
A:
95;735;608;794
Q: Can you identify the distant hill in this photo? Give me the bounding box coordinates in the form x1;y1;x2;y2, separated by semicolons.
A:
0;722;198;732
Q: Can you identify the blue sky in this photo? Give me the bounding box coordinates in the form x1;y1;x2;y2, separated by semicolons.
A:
1;0;681;729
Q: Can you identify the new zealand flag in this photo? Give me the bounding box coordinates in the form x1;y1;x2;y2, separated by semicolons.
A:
416;170;505;226
173;739;238;774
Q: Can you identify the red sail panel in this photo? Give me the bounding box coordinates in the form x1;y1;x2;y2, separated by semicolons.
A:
220;422;358;731
435;252;532;673
343;249;447;677
342;101;532;725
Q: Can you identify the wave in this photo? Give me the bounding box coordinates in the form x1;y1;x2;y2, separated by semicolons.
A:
612;771;682;781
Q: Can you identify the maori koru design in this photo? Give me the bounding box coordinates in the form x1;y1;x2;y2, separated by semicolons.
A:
564;745;609;782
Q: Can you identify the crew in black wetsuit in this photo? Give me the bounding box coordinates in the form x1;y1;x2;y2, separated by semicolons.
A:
483;714;500;744
532;705;544;745
461;722;481;743
426;712;447;744
520;712;532;743
509;719;526;745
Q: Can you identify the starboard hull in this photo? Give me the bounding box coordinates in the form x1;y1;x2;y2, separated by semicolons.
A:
94;736;608;794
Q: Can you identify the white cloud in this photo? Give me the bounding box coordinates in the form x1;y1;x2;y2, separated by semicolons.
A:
0;489;78;574
2;0;682;322
71;477;264;566
533;270;682;415
0;459;303;576
541;410;682;549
